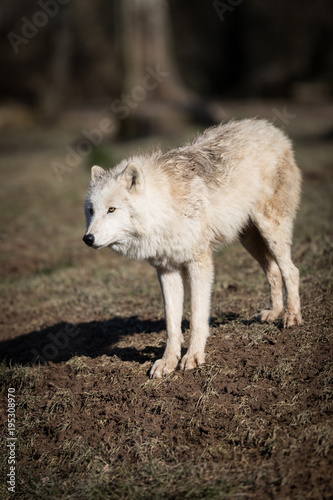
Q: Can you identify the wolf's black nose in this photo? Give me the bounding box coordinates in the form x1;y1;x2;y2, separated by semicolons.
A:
83;234;95;246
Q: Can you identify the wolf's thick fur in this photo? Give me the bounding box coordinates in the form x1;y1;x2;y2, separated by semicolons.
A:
83;119;302;378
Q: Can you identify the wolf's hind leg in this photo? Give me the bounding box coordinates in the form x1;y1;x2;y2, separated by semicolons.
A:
240;223;284;323
180;249;213;371
150;269;184;378
253;217;302;328
259;225;302;328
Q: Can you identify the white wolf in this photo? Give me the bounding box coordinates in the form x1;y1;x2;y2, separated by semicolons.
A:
83;119;302;378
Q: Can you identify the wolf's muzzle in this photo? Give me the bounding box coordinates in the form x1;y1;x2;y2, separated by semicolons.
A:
83;234;95;246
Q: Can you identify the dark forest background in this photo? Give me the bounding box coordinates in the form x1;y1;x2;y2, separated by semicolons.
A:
1;0;332;130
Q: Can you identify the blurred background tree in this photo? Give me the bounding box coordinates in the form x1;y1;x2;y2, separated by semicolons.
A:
0;0;332;133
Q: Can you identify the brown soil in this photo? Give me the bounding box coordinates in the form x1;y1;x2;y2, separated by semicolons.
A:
0;103;332;499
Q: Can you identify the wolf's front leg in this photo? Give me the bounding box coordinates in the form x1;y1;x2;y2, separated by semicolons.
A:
180;250;214;371
150;269;184;378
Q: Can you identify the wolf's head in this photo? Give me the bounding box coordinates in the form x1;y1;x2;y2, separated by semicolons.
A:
83;162;145;254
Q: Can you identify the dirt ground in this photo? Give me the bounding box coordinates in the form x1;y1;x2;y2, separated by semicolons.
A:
0;101;332;499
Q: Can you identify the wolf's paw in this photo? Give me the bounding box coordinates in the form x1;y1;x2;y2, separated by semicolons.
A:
283;311;303;328
150;356;179;379
259;309;282;323
179;352;205;372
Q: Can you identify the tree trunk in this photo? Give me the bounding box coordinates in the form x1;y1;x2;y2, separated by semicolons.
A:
118;0;188;101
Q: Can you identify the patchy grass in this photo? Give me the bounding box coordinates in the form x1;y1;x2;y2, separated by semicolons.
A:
0;103;332;499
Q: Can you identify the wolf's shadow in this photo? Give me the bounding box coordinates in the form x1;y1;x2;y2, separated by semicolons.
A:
0;313;254;367
0;316;167;366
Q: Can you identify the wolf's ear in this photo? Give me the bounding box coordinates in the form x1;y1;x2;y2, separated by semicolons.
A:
121;162;144;192
90;165;105;184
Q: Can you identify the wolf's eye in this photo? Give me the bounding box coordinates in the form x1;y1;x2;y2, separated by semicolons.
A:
108;207;116;213
89;208;93;215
